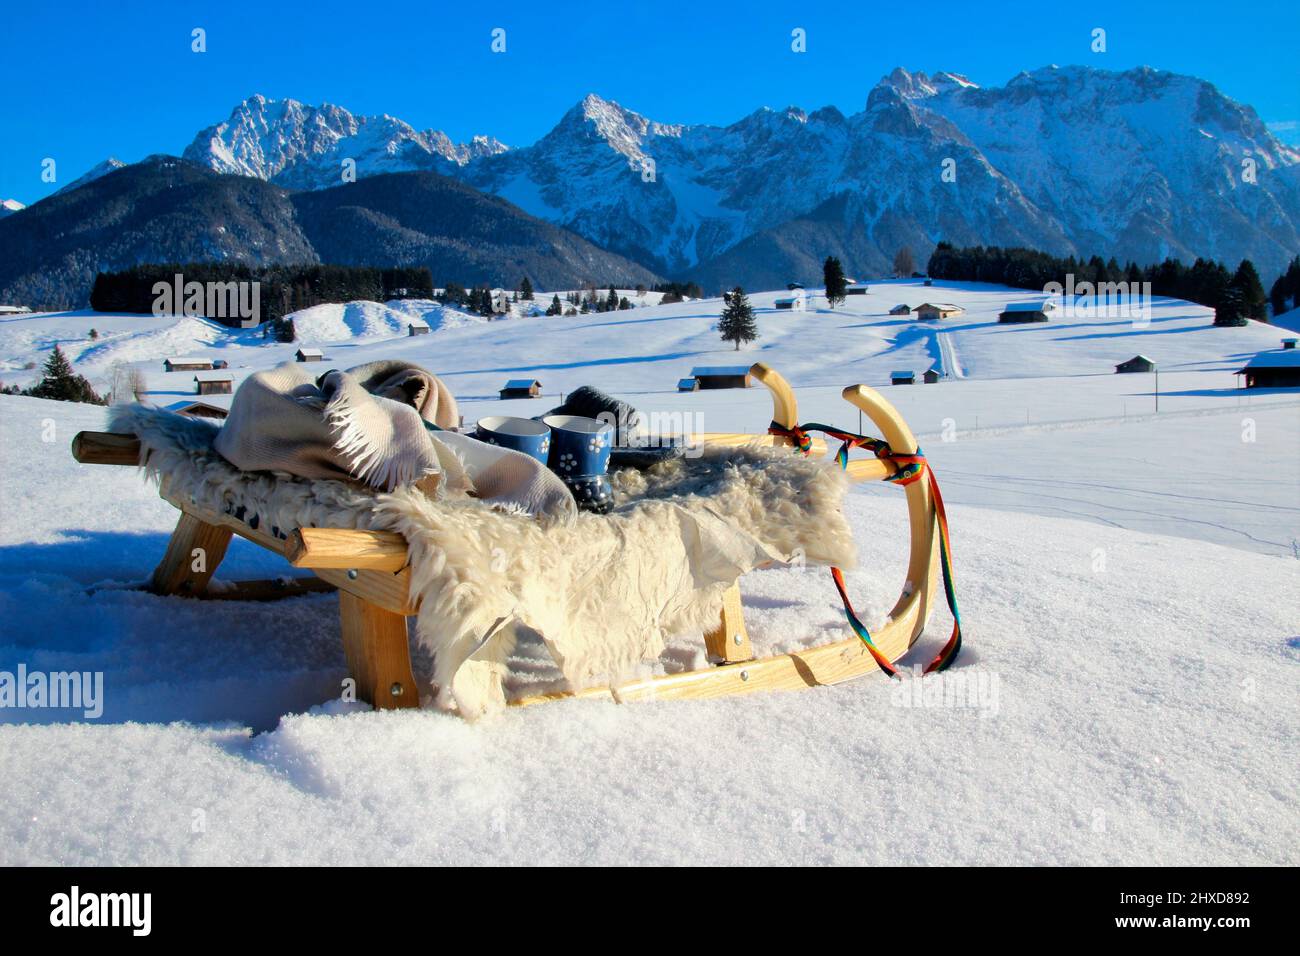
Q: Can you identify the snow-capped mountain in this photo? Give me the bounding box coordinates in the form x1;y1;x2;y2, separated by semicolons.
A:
0;199;24;220
902;65;1300;276
181;67;1300;284
54;157;126;195
182;94;508;191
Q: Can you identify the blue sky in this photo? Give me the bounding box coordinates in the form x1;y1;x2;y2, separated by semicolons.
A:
4;0;1298;204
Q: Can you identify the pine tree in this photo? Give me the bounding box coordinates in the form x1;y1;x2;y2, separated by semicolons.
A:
1213;285;1248;327
519;277;534;301
1272;256;1300;316
546;294;562;316
718;286;758;350
26;344;106;404
1230;260;1267;321
606;285;619;312
823;257;847;307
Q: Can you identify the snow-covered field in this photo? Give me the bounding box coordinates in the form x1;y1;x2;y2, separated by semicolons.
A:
1;280;1296;865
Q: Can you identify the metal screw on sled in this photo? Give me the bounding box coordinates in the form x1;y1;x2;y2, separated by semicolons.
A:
347;568;358;579
733;633;743;645
390;682;403;697
740;669;750;681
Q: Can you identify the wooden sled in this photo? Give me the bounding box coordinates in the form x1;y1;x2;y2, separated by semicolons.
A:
71;363;939;712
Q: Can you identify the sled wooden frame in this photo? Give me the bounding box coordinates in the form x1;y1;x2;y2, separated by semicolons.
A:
70;363;939;712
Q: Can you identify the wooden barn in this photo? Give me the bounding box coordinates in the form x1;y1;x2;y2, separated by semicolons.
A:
923;368;942;384
914;302;963;321
691;366;752;389
774;295;805;311
846;283;870;296
890;370;916;385
786;282;805;291
1282;338;1297;350
677;377;700;392
167;399;230;420
164;357;217;372
999;301;1056;323
889;303;912;315
295;347;324;363
408;320;430;336
194;372;233;395
1235;351;1300;389
1115;355;1156;374
500;379;542;399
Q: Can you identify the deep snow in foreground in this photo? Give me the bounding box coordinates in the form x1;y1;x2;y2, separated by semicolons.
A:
0;279;1297;864
0;394;1296;865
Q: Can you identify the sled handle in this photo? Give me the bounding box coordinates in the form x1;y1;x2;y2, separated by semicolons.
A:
840;384;939;660
749;362;798;430
72;431;142;466
840;385;920;456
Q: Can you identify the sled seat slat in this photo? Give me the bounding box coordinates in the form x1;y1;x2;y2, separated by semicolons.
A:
157;478;417;616
286;527;408;572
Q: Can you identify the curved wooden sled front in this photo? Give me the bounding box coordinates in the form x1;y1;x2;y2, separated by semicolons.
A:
512;363;941;707
70;362;941;712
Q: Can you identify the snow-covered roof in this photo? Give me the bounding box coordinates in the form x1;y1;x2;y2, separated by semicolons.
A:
193;371;233;382
1002;301;1054;312
503;379;540;388
677;377;698;388
691;366;751;377
916;302;962;312
296;347;324;357
167;397;232;414
847;283;870;289
407;319;430;328
165;356;212;365
1238;350;1300;371
890;370;915;378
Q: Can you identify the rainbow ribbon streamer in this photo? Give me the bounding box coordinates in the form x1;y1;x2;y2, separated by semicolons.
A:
769;421;964;677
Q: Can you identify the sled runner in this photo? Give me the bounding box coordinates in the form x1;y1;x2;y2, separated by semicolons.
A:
71;363;956;713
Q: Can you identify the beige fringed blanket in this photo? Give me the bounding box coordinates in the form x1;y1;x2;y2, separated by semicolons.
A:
213;360;577;520
111;392;856;718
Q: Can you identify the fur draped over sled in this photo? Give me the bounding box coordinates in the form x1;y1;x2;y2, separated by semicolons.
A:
109;405;857;718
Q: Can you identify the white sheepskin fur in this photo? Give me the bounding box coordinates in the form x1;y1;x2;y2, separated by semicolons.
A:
110;406;856;718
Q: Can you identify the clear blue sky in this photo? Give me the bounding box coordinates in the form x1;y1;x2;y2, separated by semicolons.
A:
4;0;1298;204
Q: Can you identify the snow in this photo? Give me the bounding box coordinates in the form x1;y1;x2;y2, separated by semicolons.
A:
1;280;1297;865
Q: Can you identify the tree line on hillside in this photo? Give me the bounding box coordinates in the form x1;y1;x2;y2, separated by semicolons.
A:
925;243;1273;326
90;263;437;326
1269;256;1300;317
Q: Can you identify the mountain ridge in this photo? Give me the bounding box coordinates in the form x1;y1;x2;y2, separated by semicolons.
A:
177;66;1300;284
0;158;661;310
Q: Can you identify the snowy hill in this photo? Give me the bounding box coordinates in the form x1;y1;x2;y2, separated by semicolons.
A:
6;279;1292;399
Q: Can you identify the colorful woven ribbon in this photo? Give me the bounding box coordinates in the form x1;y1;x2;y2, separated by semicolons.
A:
769;420;964;677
